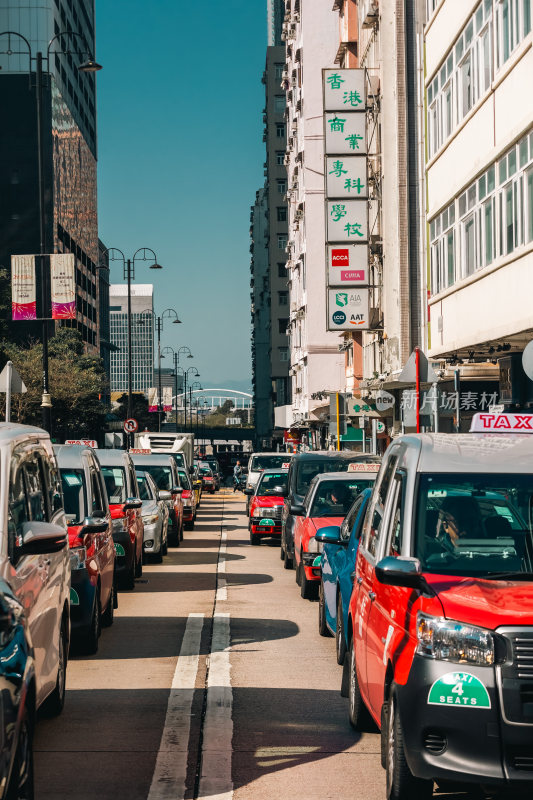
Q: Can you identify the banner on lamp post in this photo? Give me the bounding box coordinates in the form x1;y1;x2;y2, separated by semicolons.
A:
51;254;76;319
162;386;172;413
148;387;159;413
11;255;37;320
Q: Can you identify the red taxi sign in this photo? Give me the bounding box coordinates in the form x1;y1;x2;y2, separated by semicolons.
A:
347;462;380;472
129;448;152;454
470;412;533;432
65;439;98;448
282;462;291;468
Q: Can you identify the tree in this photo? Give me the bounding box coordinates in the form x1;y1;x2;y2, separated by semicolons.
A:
0;328;109;442
114;392;155;432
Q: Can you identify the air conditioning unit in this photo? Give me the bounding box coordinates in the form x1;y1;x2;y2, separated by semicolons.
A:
295;387;302;393
291;118;298;131
282;70;289;80
287;23;297;39
360;0;379;28
294;209;303;221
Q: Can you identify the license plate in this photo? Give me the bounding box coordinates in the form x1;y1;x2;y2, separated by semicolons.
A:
259;518;275;526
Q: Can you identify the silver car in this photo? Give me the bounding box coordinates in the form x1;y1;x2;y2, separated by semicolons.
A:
136;469;169;562
0;423;70;715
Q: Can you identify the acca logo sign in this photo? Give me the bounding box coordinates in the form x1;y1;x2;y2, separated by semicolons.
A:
327;244;367;286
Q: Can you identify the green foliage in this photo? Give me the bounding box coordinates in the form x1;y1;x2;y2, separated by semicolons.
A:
0;328;109;441
114;392;155;432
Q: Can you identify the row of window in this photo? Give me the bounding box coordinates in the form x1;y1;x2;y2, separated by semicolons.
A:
430;129;533;294
427;0;531;159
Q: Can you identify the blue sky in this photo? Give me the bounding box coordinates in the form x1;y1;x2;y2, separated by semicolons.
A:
96;1;267;391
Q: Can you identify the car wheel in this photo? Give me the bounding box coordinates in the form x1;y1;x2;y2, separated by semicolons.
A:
250;534;261;546
336;596;347;665
81;593;101;655
101;582;115;628
295;559;302;586
318;582;332;637
121;552;136;590
135;552;143;578
153;547;163;564
43;622;67;716
279;542;285;560
162;536;168;556
348;640;371;730
300;562;318;600
179;520;184;541
185;521;194;531
283;546;293;570
386;695;433;800
6;704;34;800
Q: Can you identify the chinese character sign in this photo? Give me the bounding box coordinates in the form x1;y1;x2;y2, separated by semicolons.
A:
326;156;368;199
51;254;76;320
327;244;368;286
325;112;366;155
327;199;368;242
11;255;37;320
327;289;370;330
324;69;365;112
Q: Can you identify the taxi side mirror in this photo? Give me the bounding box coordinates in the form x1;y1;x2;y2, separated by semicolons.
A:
375;556;429;592
243;488;254;496
314;525;344;546
290;504;305;516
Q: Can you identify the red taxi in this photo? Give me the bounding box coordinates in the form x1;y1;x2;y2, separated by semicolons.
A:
246;469;289;546
293;465;380;600
344;412;533;799
98;450;144;590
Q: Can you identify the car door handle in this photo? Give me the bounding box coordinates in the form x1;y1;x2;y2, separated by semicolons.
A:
354;575;362;585
368;591;376;601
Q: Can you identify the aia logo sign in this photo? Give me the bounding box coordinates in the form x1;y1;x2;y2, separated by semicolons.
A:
331;248;349;266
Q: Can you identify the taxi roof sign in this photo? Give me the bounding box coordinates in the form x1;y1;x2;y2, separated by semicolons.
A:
347;462;381;472
470;412;533;433
129;448;152;454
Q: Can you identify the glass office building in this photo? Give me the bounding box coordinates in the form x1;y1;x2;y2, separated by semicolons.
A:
0;1;101;349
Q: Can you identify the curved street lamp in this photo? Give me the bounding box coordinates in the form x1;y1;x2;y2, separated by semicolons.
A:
162;345;195;429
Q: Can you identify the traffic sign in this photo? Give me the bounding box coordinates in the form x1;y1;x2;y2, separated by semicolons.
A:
124;418;138;434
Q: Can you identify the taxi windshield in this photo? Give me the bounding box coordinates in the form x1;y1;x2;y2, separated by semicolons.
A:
310;479;369;517
143;465;173;491
250;455;290;471
177;469;191;490
101;466;127;504
60;469;87;524
256;472;288;495
296;458;362;497
415;473;533;577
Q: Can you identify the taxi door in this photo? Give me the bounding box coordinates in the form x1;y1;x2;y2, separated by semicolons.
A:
365;470;407;717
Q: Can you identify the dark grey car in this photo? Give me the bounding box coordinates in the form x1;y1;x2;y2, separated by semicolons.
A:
280;451;381;569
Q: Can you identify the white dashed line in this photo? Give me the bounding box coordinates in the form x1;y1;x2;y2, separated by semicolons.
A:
148;613;204;800
198;612;233;800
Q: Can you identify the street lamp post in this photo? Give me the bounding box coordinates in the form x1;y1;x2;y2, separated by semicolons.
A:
182;367;200;431
150;309;181;432
162;346;194;431
0;30;102;432
100;249;163;445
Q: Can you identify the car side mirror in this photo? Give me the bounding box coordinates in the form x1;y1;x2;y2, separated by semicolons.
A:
91;509;107;519
171;486;183;495
243;488;254;496
20;521;67;555
80;516;108;536
274;486;288;497
290;504;306;516
123;497;142;511
158;490;171;501
375;556;429;591
314;525;344;545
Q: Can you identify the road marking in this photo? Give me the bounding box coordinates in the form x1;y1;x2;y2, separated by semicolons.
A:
198;613;233;800
147;613;204;800
218;529;227;601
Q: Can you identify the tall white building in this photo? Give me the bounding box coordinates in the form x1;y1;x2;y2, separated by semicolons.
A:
275;0;345;443
109;284;154;396
426;0;533;401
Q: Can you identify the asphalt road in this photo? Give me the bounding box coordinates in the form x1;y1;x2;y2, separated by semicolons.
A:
33;491;488;800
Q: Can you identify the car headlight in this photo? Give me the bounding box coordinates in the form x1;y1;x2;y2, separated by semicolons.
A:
69;547;87;571
252;508;265;518
416;612;494;666
143;514;159;525
307;536;323;554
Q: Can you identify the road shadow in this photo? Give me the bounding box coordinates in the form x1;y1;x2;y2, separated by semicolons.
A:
122;571;273;595
161;550;245;566
69;616;299;661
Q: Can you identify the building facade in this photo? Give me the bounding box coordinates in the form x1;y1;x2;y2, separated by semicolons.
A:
425;0;533;407
0;0;100;350
250;187;272;447
275;0;345;443
109;284;154;396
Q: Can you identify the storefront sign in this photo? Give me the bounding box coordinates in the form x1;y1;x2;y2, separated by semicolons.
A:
326;156;368;199
325;112;367;155
327;244;368;286
11;255;36;320
327;199;368;242
51;254;76;320
323;69;366;112
327;289;370;331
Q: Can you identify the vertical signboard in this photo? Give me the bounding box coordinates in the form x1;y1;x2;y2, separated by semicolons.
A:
11;255;37;320
323;69;371;330
162;386;172;413
51;253;76;319
148;387;158;413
